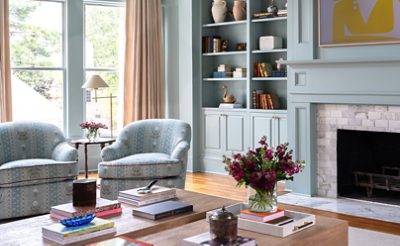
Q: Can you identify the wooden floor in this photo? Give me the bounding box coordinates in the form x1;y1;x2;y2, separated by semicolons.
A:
84;171;400;236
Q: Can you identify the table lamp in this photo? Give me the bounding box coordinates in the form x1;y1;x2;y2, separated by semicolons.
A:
82;75;116;138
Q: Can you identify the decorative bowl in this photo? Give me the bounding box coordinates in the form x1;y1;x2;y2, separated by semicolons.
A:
60;213;96;227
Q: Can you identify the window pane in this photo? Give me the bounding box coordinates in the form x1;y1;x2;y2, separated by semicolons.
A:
85;5;125;68
12;70;64;129
9;0;63;67
85;71;121;137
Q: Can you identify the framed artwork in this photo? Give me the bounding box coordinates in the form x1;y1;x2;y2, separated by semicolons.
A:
319;0;400;47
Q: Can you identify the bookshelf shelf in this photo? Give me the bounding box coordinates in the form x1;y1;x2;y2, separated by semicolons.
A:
252;77;287;81
251;16;287;23
202;20;247;28
203;51;247;56
252;49;287;54
203;78;247;81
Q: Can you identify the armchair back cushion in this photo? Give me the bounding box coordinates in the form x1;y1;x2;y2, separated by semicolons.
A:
0;121;67;165
116;119;191;156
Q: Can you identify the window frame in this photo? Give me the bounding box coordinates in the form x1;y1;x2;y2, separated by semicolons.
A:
10;0;67;130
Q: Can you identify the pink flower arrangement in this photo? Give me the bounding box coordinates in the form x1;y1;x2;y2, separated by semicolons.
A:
223;136;305;192
79;121;108;130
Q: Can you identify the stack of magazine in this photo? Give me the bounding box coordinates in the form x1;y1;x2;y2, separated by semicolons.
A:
50;198;122;220
117;185;176;206
42;217;116;245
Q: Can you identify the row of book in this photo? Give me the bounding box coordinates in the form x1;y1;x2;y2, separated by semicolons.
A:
252;90;280;110
202;35;223;53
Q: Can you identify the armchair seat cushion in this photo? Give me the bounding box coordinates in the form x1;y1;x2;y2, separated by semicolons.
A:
0;159;77;187
99;153;182;179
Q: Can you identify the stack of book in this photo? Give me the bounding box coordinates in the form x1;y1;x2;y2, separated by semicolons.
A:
42;217;116;245
118;186;176;206
239;208;293;226
213;64;233;78
50;198;122;220
183;232;256;246
219;103;243;109
277;9;288;17
233;67;246;78
252;90;280;110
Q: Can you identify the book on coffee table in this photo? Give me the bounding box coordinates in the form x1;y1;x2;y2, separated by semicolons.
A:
50;197;122;220
239;208;285;222
42;217;116;245
132;200;193;220
182;232;256;246
119;186;176;201
118;193;177;207
87;236;153;246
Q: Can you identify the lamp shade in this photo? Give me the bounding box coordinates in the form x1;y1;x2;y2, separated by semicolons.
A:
82;75;109;89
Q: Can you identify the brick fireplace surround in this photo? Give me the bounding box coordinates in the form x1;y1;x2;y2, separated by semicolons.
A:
316;104;400;198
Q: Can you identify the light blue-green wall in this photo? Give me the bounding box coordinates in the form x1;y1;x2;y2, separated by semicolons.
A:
171;0;400;194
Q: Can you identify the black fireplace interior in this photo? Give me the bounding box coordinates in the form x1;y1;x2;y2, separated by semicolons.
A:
337;129;400;205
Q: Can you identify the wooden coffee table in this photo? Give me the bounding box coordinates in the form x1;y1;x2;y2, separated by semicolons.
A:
0;189;236;245
137;216;349;246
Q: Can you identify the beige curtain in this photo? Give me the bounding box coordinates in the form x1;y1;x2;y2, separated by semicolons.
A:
124;0;164;125
0;0;12;122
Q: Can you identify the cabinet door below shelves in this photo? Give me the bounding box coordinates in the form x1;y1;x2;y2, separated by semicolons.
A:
203;111;223;152
250;114;274;149
250;112;288;149
225;113;247;153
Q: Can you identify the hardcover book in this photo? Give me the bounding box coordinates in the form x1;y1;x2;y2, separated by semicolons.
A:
42;217;115;238
132;200;193;220
50;197;121;218
118;193;177;207
119;186;176;201
182;232;256;246
239;208;285;223
43;227;116;245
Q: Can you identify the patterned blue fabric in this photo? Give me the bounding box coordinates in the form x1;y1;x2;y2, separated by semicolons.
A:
99;119;191;199
99;153;181;179
0;121;78;219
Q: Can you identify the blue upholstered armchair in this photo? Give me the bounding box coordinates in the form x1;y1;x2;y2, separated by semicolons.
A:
99;119;191;200
0;121;78;220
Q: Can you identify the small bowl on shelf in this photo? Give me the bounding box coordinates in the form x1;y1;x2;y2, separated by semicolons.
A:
60;213;96;227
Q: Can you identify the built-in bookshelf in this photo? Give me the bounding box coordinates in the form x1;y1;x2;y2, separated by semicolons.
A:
199;0;289;172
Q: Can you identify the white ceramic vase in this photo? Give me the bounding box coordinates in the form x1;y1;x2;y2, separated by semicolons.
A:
233;0;246;21
212;0;227;23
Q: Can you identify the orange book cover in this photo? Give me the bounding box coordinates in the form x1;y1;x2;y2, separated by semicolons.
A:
240;208;285;222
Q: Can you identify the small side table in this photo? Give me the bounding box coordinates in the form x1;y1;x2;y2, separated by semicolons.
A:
71;138;116;179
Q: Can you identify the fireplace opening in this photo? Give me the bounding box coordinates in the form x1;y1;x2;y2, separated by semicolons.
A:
337;129;400;205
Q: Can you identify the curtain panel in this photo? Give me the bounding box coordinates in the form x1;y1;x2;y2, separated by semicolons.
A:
0;0;12;122
124;0;164;125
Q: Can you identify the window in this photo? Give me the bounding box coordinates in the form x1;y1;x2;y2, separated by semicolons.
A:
9;0;64;129
84;3;125;137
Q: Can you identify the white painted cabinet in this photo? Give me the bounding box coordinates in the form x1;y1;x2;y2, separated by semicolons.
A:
203;109;248;155
250;112;287;149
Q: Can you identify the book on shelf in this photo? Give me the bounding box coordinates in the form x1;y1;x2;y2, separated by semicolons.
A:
252;90;280;110
182;232;256;246
239;208;285;223
202;35;221;53
219;103;243;109
132;200;193;220
118;193;177;207
87;236;153;246
118;185;176;201
42;217;116;245
50;198;121;219
213;71;233;78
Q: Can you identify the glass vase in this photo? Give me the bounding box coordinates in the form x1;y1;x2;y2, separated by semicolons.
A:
247;184;277;213
86;129;98;142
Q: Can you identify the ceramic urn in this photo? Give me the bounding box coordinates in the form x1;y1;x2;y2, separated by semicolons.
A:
212;0;227;23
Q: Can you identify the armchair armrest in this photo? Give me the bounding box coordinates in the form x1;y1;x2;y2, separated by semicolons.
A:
52;142;78;162
101;141;130;162
171;141;190;160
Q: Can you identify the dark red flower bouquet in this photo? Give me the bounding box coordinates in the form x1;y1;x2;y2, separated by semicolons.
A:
223;136;305;212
